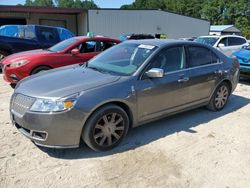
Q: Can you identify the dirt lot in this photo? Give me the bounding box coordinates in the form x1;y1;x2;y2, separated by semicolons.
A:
0;76;250;188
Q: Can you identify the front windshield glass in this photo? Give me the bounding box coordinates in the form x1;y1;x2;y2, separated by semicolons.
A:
48;37;78;52
195;37;219;46
88;43;157;76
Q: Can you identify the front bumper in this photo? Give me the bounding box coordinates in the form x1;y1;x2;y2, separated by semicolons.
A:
2;65;29;83
10;107;86;148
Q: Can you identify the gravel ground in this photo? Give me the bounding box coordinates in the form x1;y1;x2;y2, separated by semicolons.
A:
0;76;250;188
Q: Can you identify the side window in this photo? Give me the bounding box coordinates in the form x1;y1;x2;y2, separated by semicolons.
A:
218;37;228;46
149;46;185;73
23;26;36;39
58;28;74;41
76;41;101;53
228;37;246;46
100;41;117;51
37;27;59;44
188;46;213;67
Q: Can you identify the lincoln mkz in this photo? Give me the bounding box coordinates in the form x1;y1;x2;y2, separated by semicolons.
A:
10;40;239;151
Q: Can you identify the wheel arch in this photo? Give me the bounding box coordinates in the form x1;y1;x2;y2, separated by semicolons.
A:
209;79;233;101
84;100;134;130
30;65;53;75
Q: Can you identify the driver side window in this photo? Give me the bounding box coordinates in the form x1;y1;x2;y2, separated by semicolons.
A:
148;46;185;73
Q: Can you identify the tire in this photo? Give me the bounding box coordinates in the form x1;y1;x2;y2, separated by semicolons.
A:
206;82;230;111
82;104;129;151
31;66;51;75
0;50;9;61
10;83;16;89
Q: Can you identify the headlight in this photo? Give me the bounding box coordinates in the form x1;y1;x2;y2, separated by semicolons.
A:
243;58;250;63
10;59;30;68
30;98;76;112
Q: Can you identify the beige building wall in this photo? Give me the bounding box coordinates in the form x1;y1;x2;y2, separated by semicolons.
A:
77;13;88;36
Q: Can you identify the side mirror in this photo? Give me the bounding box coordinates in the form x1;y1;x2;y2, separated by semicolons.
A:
218;43;225;48
145;68;164;78
71;48;80;56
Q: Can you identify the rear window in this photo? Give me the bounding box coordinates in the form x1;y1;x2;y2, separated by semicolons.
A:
188;46;219;67
228;37;246;46
0;25;19;38
58;28;74;41
37;27;59;44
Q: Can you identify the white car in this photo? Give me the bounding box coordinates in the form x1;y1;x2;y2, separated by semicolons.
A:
195;35;248;56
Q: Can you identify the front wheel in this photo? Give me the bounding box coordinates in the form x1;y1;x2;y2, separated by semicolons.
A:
31;66;51;75
82;104;129;151
207;82;230;111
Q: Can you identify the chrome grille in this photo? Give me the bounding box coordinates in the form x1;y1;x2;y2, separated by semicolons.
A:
11;94;35;117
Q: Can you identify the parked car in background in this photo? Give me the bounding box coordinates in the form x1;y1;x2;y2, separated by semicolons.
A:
0;25;74;61
119;34;155;41
195;35;248;57
179;37;197;41
233;45;250;78
10;39;239;151
2;36;120;87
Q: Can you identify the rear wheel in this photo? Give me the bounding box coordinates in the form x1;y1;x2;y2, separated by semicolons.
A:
207;82;230;111
82;104;129;151
31;66;51;75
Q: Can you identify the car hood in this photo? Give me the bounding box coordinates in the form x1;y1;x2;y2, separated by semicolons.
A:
233;49;250;59
15;65;121;98
2;49;55;65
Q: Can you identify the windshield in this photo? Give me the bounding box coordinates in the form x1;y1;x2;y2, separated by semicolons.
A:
88;43;157;76
195;37;219;46
48;37;78;52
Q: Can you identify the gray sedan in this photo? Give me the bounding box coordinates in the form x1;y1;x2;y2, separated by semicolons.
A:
10;40;239;151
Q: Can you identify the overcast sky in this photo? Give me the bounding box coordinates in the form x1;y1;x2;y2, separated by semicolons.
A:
0;0;135;8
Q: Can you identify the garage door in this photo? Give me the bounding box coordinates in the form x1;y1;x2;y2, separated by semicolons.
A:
39;19;66;28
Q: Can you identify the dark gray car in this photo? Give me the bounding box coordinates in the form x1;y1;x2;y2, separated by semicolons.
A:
10;40;239;151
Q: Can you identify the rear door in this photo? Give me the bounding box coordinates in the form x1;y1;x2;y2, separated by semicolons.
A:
186;46;223;103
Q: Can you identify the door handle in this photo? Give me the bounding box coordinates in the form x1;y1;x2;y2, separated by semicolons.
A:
178;77;189;83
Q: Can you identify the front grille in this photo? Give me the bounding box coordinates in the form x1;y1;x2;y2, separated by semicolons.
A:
11;94;35;117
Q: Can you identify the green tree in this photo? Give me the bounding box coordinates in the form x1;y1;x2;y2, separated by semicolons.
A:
55;0;97;8
25;0;54;7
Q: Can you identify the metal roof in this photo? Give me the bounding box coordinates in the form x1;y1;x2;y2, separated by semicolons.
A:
210;25;238;32
0;5;86;14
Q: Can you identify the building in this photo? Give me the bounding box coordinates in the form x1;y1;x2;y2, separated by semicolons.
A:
0;5;210;38
210;25;241;36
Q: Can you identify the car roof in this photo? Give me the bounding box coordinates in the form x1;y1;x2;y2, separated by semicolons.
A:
72;36;120;42
124;39;199;48
198;35;246;39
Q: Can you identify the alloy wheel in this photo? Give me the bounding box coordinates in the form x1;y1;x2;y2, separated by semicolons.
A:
215;85;229;109
93;113;125;147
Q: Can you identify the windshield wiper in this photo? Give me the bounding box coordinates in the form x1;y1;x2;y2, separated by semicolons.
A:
87;66;104;73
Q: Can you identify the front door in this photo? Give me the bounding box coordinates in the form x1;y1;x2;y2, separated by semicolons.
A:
136;46;191;122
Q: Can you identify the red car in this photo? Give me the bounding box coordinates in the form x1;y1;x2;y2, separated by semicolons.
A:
1;36;120;87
